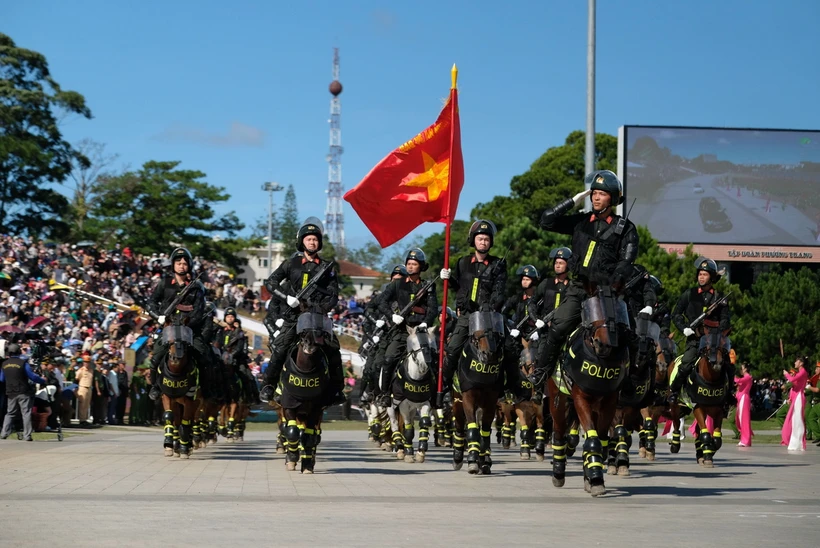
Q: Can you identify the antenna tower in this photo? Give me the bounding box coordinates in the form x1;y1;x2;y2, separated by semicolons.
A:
325;47;344;249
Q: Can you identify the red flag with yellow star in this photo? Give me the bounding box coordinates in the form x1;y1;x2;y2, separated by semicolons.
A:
344;68;463;248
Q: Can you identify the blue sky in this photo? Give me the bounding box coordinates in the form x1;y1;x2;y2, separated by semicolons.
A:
5;0;820;252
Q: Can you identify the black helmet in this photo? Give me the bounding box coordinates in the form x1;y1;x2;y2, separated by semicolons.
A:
549;247;572;261
224;307;237;319
648;275;663;295
585;170;624;206
390;264;409;278
694;257;720;283
170;247;193;269
404;248;429;272
516;264;540;281
296;216;324;252
467;219;497;247
204;301;216;316
7;343;21;356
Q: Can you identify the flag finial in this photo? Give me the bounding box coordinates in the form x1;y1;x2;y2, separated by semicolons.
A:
451;64;458;90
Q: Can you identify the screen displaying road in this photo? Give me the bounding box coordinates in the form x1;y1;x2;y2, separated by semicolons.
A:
623;126;820;246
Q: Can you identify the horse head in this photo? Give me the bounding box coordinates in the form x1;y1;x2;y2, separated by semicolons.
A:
163;322;194;377
296;312;333;356
467;311;505;365
581;287;629;360
519;339;536;379
696;327;731;381
405;325;436;381
655;336;676;386
634;315;662;373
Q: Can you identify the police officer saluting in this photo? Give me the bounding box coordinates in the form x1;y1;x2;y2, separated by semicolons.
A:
668;257;732;402
440;220;524;397
377;249;438;394
260;218;345;406
533;170;639;383
147;247;208;401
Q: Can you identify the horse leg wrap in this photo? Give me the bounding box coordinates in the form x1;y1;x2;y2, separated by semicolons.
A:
452;431;465;464
418;416;430;453
582;430;605;483
208;417;217;438
179;419;192;454
644;418;656;452
638;427;647;448
403;425;416;455
535;428;546;453
670;431;681;451
501;424;512;448
713;430;722;451
480;428;492;460
163;411;174;447
700;429;715;460
237;420;246;439
227;417;235;437
466;423;481;462
567;428;580;454
551;434;567;479
300;428;317;470
285;420;301;463
173;427;180;453
614;425;630;466
372;421;381;440
192;421;201;445
519;425;530;449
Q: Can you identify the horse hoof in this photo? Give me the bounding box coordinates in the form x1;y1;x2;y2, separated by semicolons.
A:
276;447;285;455
670;445;681;454
702;460;714;468
180;453;190;460
286;462;297;471
617;466;629;476
536;454;545;462
520;454;530;461
480;465;492;475
566;447;576;458
638;447;646;458
415;452;425;463
607;465;618;476
590;484;606;497
467;462;480;475
646;452;656;462
552;476;565;488
164;448;174;457
404;454;415;464
173;452;180;458
301;469;314;475
453;461;463;471
584;478;592;493
697;458;704;466
396;449;406;460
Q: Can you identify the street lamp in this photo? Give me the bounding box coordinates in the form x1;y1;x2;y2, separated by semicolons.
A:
262;182;284;277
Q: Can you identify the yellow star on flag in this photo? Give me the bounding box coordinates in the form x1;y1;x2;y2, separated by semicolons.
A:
402;151;450;201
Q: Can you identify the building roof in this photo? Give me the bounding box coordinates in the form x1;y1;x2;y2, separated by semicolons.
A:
337;260;383;278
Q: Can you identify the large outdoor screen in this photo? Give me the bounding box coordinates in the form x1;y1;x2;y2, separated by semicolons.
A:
620;126;820;253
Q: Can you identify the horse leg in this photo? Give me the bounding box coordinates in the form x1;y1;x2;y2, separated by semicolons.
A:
644;407;660;461
401;402;417;463
566;402;580;458
461;391;482;475
534;401;546;462
227;402;238;441
516;404;531;460
300;411;320;474
161;394;174;457
479;394;495;475
385;403;404;458
206;402;218;444
712;407;724;453
613;407;634;476
172;401;182;457
276;406;286;454
695;406;718;467
236;404;247;441
283;410;300;471
178;399;197;459
494;405;504;444
217;404;228;438
547;379;568;487
192;404;203;450
608;409;623;475
416;403;432;463
669;403;682;454
451;392;466;471
573;390;606;496
500;402;513;449
638;407;649;458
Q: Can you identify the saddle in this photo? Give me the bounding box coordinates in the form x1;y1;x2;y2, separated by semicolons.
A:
562;328;628;397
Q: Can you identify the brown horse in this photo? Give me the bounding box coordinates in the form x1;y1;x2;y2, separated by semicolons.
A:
451;311;506;475
670;327;732;467
501;341;547;461
545;286;630;496
638;335;677;460
158;325;201;458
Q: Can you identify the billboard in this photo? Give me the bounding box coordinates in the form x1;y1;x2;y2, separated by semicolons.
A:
619;125;820;262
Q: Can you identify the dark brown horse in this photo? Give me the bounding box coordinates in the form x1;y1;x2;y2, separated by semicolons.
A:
158;325;201;458
451;311;506;475
545;286;630;497
638;335;677;460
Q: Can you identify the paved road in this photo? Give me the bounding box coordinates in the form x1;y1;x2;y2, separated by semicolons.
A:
1;427;818;547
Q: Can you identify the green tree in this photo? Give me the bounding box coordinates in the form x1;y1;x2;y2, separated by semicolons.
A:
346;241;383;270
279;184;300;255
65;138;119;241
0;33;92;238
90;160;251;270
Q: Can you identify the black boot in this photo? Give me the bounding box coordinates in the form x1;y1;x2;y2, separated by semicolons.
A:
149;365;161;401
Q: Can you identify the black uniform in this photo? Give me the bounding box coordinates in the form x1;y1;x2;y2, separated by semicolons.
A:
669;286;732;393
536;208;639;378
378;276;438;392
625;276;658;328
442;253;508;386
534;276;570;319
262;253;343;398
501;288;539;381
148;274;209;382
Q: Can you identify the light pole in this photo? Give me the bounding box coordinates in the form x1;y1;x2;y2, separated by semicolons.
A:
262;182;284;277
584;0;596;212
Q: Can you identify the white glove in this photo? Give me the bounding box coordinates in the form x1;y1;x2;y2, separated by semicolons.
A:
509;329;520;339
440;268;450;280
392;314;404;325
273;331;280;338
375;319;385;329
157;315;166;325
372;336;380;344
572;189;592;207
683;327;695;338
535;319;545;329
417;322;427;330
275;318;284;329
529;331;540;341
286;295;300;308
639;306;653;315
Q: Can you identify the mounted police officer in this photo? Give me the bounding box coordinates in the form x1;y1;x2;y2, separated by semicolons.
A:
534;247;572;325
533;170;639;383
668;257;732;402
504;264;541;343
147;247;208;401
439;219;524;398
260;218;345;406
377;249;438;396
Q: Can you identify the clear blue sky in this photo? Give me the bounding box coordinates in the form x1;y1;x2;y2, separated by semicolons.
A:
5;0;820;252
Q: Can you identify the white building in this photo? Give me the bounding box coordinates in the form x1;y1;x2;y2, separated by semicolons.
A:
235;242;286;290
338;260;384;299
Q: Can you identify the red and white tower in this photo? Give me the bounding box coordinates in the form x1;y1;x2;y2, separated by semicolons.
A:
325;47;344;250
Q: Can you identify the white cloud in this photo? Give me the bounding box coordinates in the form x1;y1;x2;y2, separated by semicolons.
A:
153;121;266;147
718;137;731;145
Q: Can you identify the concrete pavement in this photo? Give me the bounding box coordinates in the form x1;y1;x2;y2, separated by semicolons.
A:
0;426;818;547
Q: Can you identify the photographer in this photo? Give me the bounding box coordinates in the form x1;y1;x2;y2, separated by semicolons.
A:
0;343;47;441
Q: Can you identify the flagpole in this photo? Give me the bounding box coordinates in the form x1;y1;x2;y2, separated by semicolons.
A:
436;64;458;407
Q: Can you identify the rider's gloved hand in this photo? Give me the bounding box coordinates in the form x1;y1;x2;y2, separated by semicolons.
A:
157;315;166;325
392;314;404;325
509;329;520;338
529;331;539;341
275;318;284;328
375;319;385;329
372;335;380;344
286;295;300;309
683;327;695;338
535;319;545;329
440;268;450;280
